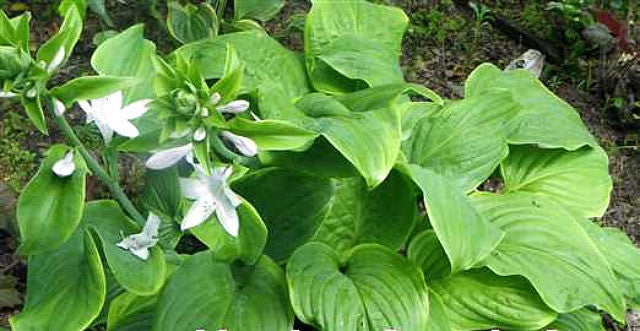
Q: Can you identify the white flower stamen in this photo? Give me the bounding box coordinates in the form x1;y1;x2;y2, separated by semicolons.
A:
221;131;258;157
116;213;161;260
78;91;151;143
47;47;66;74
52;151;75;177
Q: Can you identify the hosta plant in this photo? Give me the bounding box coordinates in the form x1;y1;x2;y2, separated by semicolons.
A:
3;1;640;330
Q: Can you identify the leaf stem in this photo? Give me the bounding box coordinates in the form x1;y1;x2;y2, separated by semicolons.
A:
46;98;146;225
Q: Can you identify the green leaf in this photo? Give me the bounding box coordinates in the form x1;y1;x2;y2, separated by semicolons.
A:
403;88;517;192
287;243;430;331
578;219;640;309
545;309;605;331
84;200;167;296
8;12;30;52
91;24;157;103
234;169;416;262
210;44;243;103
228;118;318;151
471;193;626;321
20;88;47;134
37;6;82;67
142;167;182;219
465;63;597;150
297;93;402;188
304;0;408;93
167;2;218;44
17;145;86;255
406;165;504;273
427;290;452;331
407;230;451;282
50;76;138;105
173;31;310;120
154;252;293;331
107;292;157;331
10;229;106;330
88;0;114;27
234;0;284;21
189;201;267;264
430;268;557;330
501;145;612;218
59;0;87;18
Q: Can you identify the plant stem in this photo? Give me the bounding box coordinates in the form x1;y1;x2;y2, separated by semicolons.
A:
47;99;146;225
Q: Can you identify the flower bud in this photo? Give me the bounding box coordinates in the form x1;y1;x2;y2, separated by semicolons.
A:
217;100;250;114
193;127;207;142
47;47;66;74
53;99;66;116
221;131;258;157
52;151;75;177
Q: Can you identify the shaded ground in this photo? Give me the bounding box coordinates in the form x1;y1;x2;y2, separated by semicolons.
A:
1;0;639;328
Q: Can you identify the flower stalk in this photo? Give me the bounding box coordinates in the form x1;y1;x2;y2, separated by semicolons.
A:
46;97;146;225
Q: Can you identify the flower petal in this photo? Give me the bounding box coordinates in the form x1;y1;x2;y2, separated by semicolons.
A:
216;100;250;114
146;144;193;170
53;99;66;116
52;151;75;177
221;131;258;157
78;100;94;118
143;213;161;238
95;120;114;143
46;47;65;73
214;195;240;237
179;178;208;200
0;91;17;98
120;99;152;120
181;196;216;230
107;118;139;138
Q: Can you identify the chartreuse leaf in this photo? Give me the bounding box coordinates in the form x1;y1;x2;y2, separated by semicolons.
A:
167;1;218;44
7;12;30;52
407;230;451;282
174;31;310;120
107;291;157;331
59;0;87;18
304;0;408;93
211;44;243;104
83;201;166;296
287;243;430;331
91;24;157;103
501;145;612;218
10;229;106;330
189;201;267;264
50;76;138;105
471;193;626;322
465;63;597;149
430;268;557;330
154;252;293;331
233;168;416;262
17;145;87;255
406;165;504;273
578;219;640;309
234;0;284;21
403;88;517;192
37;5;82;67
20;89;47;134
545;309;605;331
427;290;452;331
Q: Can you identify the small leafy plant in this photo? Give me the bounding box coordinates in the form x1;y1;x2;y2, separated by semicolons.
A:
3;1;640;330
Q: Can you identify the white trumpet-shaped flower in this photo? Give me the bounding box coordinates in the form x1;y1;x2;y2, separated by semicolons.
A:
221;131;258;157
47;47;66;73
217;100;250;114
52;151;75;177
145;143;193;170
78;91;151;143
180;165;242;237
116;213;161;260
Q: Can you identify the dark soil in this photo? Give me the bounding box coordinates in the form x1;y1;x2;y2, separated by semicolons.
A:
1;0;639;328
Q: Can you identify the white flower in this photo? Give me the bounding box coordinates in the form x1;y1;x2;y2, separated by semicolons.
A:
193;127;207;142
221;131;258;157
116;213;161;260
78;91;151;143
180;165;242;237
47;47;65;74
53;99;66;116
145;143;193;170
52;151;75;177
217;100;250;114
0;91;16;98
